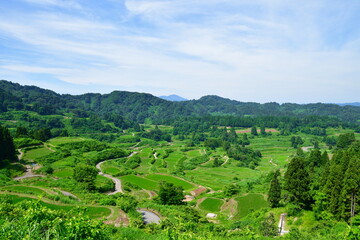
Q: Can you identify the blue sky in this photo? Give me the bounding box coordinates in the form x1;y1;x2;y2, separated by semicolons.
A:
1;0;360;103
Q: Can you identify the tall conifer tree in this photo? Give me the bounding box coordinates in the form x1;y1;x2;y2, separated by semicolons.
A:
0;125;16;165
268;169;281;208
284;157;311;208
323;164;344;219
341;157;360;220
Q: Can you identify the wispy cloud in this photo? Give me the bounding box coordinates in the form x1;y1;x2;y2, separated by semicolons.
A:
0;0;360;102
23;0;82;9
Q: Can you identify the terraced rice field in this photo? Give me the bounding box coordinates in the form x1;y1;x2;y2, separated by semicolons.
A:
199;198;224;212
185;167;260;191
0;185;48;195
53;169;73;178
121;175;159;190
48;137;86;146
235;193;268;218
24;147;53;160
145;174;196;191
0;194;111;218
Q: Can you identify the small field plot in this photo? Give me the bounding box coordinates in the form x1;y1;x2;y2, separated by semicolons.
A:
53;169;73;178
251;135;296;169
51;157;77;169
121;175;159;190
101;160;122;176
186;149;203;158
235;193;268;218
95;175;114;191
136;148;154;174
0;194;111;218
165;151;186;171
145;174;196;191
48;137;86;146
0;186;47;195
199;198;224;212
102;166;122;176
186;167;260;191
23;147;52;160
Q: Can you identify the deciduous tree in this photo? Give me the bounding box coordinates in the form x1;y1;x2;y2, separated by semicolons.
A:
157;181;184;205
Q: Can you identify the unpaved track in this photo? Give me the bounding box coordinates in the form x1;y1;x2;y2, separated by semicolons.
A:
221;156;229;166
13;165;45;180
269;158;278;166
96;161;124;194
95;152;138;195
18;148;24;160
137;209;161;224
55;188;80;200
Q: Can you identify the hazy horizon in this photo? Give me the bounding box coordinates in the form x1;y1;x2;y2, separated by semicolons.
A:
2;79;360;105
1;1;360;103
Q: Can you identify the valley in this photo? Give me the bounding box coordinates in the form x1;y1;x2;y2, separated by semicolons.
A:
1;81;360;239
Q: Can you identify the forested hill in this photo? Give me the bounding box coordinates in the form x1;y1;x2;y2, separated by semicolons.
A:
1;80;360;123
184;95;360;122
0;80;195;123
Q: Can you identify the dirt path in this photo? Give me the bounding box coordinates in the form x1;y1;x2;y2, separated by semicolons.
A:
144;190;157;199
131;140;142;149
54;188;80;200
221;156;229;166
44;143;56;152
95;152;137;194
104;207;129;227
137;208;161;224
200;157;212;166
301;146;313;152
269;158;278;166
13;164;46;180
17;148;24;160
96;161;124;194
278;213;289;236
128;151;138;158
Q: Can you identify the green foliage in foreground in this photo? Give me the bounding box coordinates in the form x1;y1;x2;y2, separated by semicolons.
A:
0;198;110;240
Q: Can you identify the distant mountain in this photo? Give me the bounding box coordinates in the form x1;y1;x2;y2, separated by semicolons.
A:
336;102;360;107
159;94;188;102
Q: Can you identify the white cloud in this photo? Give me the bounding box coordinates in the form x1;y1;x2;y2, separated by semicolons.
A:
1;65;70;75
1;0;360;102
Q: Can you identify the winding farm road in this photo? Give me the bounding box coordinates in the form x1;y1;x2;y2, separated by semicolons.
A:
96;161;124;194
269;158;278;166
95;152;138;195
13;165;46;180
221;156;229;166
137;209;161;224
18;148;24;160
